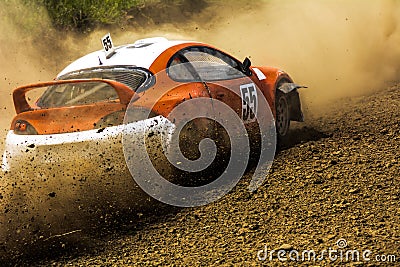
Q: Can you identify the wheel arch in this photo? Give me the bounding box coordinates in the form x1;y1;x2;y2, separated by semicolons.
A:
275;75;304;122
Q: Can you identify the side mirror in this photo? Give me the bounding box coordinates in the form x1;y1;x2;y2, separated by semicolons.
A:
242;57;252;76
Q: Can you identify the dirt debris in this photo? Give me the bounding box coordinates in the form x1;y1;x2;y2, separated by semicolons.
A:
20;83;398;266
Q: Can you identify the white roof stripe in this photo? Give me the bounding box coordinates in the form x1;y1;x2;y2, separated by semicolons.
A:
57;39;191;78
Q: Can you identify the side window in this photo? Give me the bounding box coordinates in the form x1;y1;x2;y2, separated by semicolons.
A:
168;46;245;82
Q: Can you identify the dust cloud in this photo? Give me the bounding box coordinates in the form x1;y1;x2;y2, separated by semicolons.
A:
194;0;400;113
0;1;54;144
104;0;400;114
1;0;400;139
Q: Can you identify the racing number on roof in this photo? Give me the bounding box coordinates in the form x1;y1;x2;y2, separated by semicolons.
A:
240;83;258;122
101;33;115;58
103;37;112;51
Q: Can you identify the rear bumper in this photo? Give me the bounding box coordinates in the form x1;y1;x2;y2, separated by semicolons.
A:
2;115;175;173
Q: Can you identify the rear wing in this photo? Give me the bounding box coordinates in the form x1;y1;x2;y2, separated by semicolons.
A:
12;78;137;114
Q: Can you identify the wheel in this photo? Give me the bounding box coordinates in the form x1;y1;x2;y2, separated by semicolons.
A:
275;90;290;141
175;118;230;186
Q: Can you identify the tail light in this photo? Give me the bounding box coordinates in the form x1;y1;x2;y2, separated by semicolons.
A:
14;120;38;135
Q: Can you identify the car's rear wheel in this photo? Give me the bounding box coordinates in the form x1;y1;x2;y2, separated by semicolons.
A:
176;119;230;186
275;90;290;141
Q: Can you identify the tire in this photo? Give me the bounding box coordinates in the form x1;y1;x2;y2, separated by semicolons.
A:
275;90;290;142
175;118;230;186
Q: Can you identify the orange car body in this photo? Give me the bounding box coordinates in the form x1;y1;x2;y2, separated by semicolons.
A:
10;38;302;136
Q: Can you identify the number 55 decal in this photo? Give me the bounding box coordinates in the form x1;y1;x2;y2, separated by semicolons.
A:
101;33;115;59
240;83;258;122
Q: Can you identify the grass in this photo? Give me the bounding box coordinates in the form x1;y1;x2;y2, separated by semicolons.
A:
30;0;144;30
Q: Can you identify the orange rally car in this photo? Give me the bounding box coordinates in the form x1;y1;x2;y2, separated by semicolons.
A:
2;36;304;172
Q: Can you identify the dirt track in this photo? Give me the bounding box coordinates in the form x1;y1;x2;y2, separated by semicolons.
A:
12;83;394;266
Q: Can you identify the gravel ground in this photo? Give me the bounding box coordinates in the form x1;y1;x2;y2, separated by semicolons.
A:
9;84;400;266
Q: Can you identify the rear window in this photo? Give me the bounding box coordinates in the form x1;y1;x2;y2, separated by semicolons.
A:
37;67;153;108
37;82;119;108
58;66;153;92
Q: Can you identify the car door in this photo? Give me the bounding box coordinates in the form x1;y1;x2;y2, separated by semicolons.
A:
167;46;258;125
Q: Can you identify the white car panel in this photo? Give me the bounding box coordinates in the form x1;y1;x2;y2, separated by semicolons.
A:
2;116;175;172
57;39;194;78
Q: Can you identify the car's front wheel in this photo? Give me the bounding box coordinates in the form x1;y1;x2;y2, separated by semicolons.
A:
275;90;290;141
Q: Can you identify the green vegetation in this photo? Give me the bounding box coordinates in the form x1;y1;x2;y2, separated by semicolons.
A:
31;0;144;30
16;0;225;32
10;0;255;32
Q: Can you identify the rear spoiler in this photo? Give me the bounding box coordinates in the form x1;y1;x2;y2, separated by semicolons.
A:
12;78;137;114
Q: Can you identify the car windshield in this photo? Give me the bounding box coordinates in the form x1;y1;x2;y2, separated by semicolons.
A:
37;67;153;108
169;61;245;82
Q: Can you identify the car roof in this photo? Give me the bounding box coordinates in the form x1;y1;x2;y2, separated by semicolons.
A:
57;37;196;78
